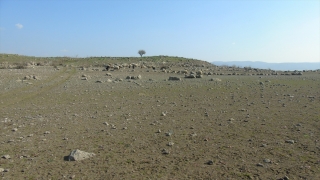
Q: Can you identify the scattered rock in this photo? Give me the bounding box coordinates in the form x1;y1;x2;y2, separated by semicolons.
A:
168;76;181;81
67;149;95;161
114;78;123;82
263;159;271;163
185;74;196;78
103;122;109;126
285;140;295;144
209;78;222;82
165;132;172;136
277;176;289;180
70;174;76;179
256;163;264;167
2;155;10;159
206;160;214;165
190;133;197;137
24;75;39;80
161;149;170;155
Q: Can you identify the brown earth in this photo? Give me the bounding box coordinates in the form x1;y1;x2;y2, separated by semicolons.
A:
0;62;319;180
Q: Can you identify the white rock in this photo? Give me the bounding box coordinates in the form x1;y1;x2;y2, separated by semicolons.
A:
68;149;95;161
2;155;10;159
103;122;109;126
285;140;295;144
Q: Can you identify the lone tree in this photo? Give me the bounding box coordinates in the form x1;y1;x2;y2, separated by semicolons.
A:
138;50;146;57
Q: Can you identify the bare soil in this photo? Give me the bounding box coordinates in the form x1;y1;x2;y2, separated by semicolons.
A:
0;64;319;180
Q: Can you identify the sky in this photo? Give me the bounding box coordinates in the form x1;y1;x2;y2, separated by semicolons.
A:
0;0;319;63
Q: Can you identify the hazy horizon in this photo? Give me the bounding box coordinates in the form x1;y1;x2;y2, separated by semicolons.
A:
0;0;319;63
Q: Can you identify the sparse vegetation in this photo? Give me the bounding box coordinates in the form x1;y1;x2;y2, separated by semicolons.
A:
0;54;319;179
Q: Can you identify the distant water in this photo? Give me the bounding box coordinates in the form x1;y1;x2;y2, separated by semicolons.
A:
211;61;320;71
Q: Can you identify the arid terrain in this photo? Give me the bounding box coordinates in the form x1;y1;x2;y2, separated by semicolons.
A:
0;54;319;179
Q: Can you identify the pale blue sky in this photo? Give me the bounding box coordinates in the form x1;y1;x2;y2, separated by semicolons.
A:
0;0;319;63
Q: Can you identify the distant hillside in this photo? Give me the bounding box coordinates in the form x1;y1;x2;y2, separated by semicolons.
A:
211;61;320;71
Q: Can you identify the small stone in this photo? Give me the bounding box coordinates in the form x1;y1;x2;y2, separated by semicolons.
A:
12;128;18;132
285;140;295;144
0;168;4;172
167;142;174;146
2;155;10;159
207;160;214;165
161;149;170;155
103;122;109;126
261;144;267;147
190;133;197;137
122;127;127;130
278;176;289;180
27;134;33;137
263;159;271;163
44;131;50;134
70;174;76;179
256;163;264;167
157;129;161;133
165;132;172;136
161;112;166;116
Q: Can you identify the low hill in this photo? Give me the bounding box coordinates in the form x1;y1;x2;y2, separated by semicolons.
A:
211;61;320;71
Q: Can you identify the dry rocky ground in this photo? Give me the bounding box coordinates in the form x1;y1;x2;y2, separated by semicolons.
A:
0;57;319;180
